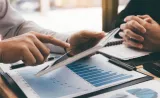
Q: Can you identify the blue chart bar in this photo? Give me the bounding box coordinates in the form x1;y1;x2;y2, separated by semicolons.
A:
67;62;133;87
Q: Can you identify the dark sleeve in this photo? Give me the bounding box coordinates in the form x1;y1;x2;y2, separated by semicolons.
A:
114;0;146;28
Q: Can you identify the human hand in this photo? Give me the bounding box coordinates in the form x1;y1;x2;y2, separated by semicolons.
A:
120;15;160;51
67;30;105;55
0;32;70;65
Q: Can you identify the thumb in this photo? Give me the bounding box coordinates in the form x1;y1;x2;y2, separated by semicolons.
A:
81;31;105;39
144;18;156;24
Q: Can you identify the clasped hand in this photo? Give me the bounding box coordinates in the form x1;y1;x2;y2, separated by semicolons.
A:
120;15;160;52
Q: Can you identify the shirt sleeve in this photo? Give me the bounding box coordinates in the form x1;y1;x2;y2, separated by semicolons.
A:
113;0;145;28
0;0;68;53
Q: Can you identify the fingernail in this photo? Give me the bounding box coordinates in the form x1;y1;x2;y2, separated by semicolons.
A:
139;45;143;49
124;18;127;22
122;42;126;45
66;43;70;47
97;32;105;37
100;32;105;36
141;37;144;41
119;32;124;37
142;29;146;33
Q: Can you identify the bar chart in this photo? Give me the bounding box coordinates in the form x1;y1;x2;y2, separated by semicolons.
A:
127;88;158;98
10;54;145;98
67;61;133;87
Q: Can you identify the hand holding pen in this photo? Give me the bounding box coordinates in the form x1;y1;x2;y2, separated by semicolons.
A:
10;30;105;70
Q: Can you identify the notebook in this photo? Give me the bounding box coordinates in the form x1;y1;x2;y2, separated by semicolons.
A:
98;39;151;60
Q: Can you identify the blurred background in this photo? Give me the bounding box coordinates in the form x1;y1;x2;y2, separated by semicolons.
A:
10;0;130;34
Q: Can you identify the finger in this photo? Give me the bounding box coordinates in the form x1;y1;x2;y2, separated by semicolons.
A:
144;18;156;24
123;29;144;42
22;47;36;65
29;44;44;65
120;21;146;34
122;20;146;33
123;41;143;49
120;23;129;30
137;15;152;19
119;32;125;39
120;32;143;49
138;15;156;24
121;23;139;32
81;31;105;39
32;32;70;48
33;38;50;61
124;16;148;29
128;20;146;33
119;32;130;42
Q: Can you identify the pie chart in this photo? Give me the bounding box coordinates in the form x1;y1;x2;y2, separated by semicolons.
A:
127;88;158;98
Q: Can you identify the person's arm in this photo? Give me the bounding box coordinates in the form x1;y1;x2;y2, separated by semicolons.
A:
0;0;68;53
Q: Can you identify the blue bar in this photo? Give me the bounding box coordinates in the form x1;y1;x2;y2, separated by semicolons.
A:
94;75;133;87
69;66;96;72
79;71;109;78
67;63;82;67
71;67;99;74
85;73;117;81
90;74;125;84
68;64;87;69
78;69;102;76
82;71;112;79
77;69;103;76
67;62;134;87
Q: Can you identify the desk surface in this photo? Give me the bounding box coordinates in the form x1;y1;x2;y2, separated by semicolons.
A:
0;76;17;98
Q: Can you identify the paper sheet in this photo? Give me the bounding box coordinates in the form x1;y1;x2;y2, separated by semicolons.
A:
5;54;145;98
91;80;160;98
99;44;151;60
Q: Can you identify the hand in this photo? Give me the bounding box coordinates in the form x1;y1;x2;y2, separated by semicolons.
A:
0;32;70;65
67;30;105;55
120;15;160;51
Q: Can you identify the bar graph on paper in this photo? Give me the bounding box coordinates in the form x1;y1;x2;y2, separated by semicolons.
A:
67;62;133;87
8;54;146;98
91;80;160;98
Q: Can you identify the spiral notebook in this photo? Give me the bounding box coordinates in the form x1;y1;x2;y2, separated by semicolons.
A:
99;39;151;60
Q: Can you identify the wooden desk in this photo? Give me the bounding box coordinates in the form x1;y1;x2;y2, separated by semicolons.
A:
0;76;17;98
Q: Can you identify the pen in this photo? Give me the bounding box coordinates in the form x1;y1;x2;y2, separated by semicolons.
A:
10;56;55;70
36;28;121;77
37;50;72;73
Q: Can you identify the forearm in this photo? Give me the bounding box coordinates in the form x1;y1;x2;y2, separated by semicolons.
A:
8;21;69;53
0;0;69;53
